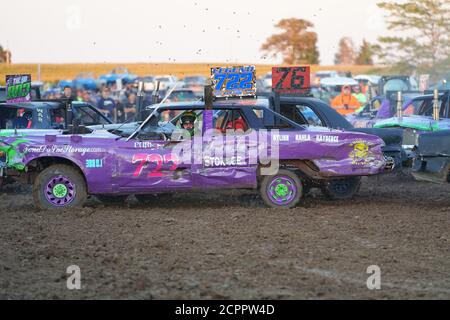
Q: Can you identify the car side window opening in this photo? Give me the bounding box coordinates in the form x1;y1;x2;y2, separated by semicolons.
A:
443;96;450;118
213;109;249;134
295;105;324;127
75;105;110;126
439;99;447;118
173;110;203;131
371;98;383;111
253;107;298;131
49;108;66;129
415;99;444;118
403;100;423;116
0;107;33;129
418;100;433;116
279;104;308;126
140;109;203;140
252;108;264;120
0;108;17;129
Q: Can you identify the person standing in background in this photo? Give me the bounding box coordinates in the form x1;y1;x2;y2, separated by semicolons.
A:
75;89;84;102
331;85;361;115
82;90;96;105
352;85;367;106
63;86;74;100
115;96;125;123
97;88;116;121
124;92;137;120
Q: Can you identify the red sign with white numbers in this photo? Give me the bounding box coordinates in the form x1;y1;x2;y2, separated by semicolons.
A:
272;66;310;94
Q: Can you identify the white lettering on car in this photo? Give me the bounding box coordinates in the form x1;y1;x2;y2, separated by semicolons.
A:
272;135;289;142
315;135;339;143
295;134;311;141
203;156;245;167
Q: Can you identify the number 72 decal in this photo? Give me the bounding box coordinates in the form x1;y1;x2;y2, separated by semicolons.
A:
132;153;180;177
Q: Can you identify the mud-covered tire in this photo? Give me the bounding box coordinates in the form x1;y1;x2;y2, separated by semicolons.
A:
321;177;361;200
96;195;128;204
135;193;173;204
33;164;87;210
260;170;303;209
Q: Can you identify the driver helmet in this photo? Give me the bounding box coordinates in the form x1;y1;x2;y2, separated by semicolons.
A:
180;111;197;135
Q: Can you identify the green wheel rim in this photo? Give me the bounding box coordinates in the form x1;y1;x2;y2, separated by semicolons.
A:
52;183;68;198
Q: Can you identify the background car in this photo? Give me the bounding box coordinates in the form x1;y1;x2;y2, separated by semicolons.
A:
260;93;408;169
136;76;156;92
412;130;450;184
163;89;198;103
0;100;112;131
373;91;450;131
99;67;138;85
312;70;339;85
348;90;424;128
182;75;207;97
72;72;98;90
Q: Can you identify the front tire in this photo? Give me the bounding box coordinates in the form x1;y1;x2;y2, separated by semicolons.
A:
260;170;303;209
321;177;361;200
33;164;87;210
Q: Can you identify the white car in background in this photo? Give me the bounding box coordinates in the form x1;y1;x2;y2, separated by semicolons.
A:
136;75;156;92
313;70;339;85
354;75;381;86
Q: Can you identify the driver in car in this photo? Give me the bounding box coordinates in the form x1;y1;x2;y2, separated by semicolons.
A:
12;108;32;129
180;111;199;137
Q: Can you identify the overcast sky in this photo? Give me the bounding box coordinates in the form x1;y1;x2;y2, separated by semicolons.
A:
0;0;393;65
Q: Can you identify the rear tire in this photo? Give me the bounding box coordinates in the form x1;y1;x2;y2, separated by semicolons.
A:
33;164;87;210
321;177;361;200
260;169;303;209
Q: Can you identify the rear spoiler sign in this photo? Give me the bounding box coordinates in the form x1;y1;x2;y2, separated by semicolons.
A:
210;66;256;99
6;74;32;103
272;66;310;94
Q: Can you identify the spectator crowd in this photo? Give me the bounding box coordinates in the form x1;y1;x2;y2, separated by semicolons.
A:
43;82;139;123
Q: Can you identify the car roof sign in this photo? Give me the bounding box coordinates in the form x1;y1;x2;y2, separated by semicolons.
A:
272;66;310;94
210;66;256;99
6;74;32;103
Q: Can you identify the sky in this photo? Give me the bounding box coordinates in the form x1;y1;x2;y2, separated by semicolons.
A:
0;0;393;65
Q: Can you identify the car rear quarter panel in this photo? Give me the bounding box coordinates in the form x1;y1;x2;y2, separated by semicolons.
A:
274;131;386;177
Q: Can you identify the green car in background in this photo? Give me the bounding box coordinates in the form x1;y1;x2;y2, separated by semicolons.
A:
373;92;450;148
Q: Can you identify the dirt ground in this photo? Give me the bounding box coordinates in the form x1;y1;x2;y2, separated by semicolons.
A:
0;172;449;300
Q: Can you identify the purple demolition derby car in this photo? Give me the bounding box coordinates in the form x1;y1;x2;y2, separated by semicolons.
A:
0;98;394;210
0;66;395;209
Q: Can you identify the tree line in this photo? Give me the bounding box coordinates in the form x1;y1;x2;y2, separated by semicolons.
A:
261;0;450;78
0;46;12;64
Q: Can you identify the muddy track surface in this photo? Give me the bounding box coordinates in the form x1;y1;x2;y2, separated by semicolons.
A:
1;173;449;299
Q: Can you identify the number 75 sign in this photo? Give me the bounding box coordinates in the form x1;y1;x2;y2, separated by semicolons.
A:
272;66;310;94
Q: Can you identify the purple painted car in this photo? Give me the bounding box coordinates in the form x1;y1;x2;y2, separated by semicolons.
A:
0;99;393;209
